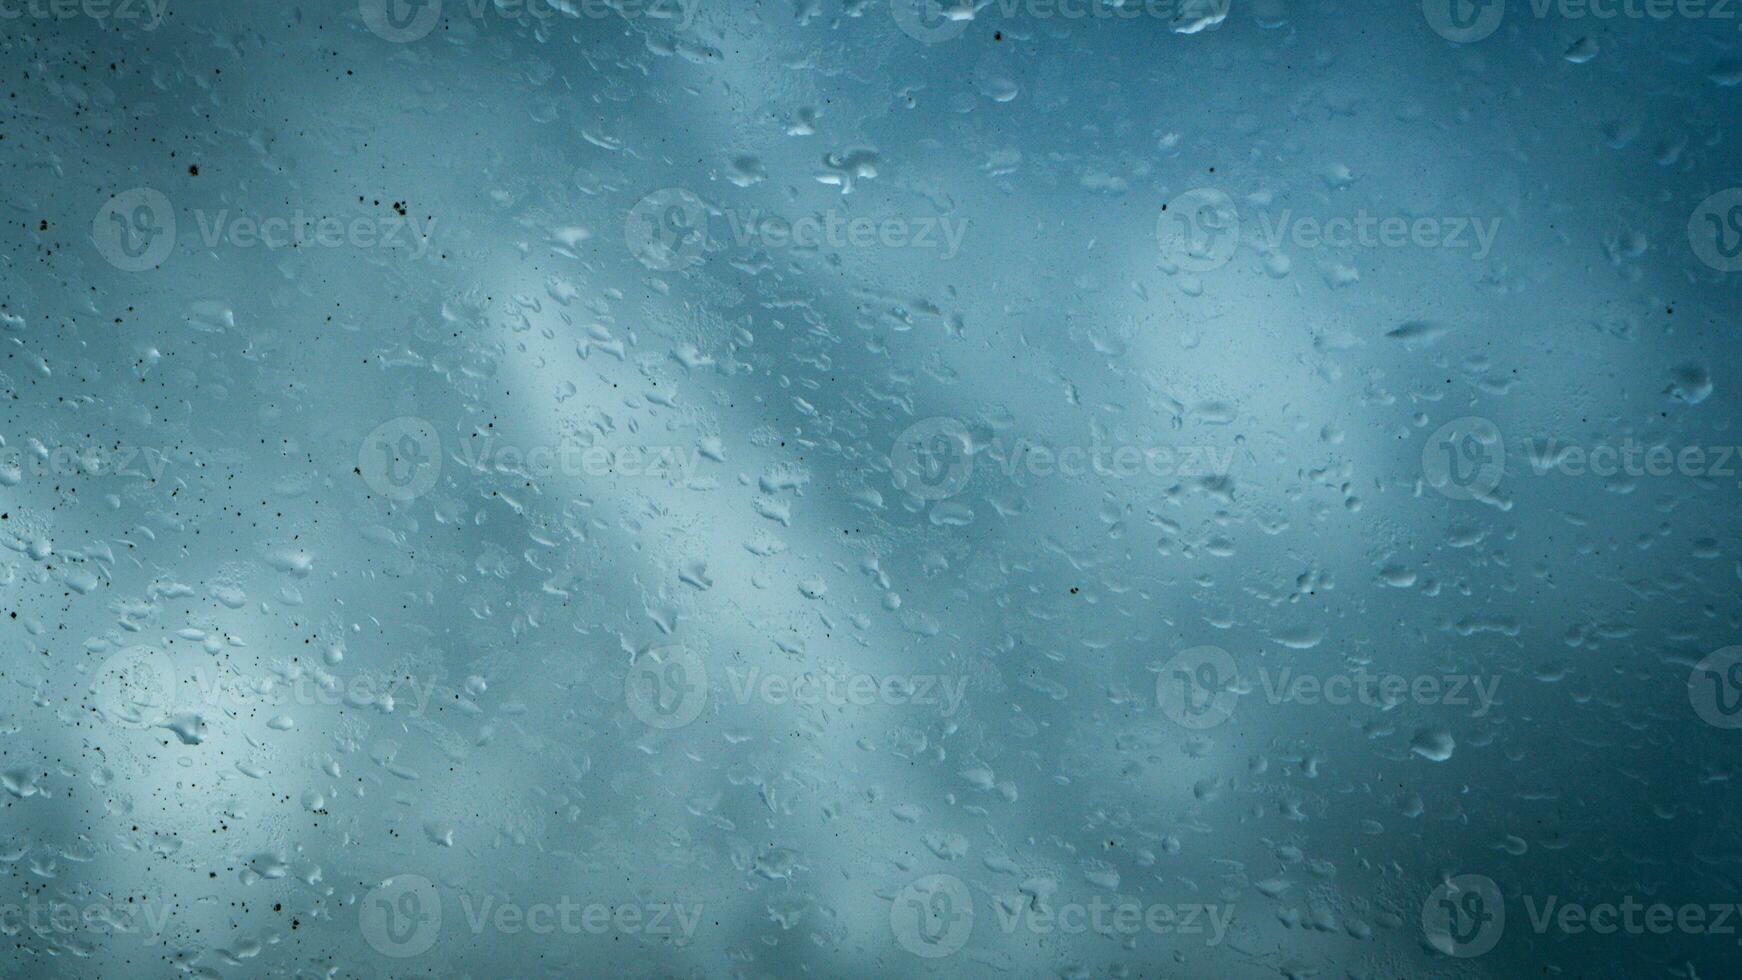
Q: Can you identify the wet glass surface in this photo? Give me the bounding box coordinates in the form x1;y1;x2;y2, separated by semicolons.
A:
3;0;1742;976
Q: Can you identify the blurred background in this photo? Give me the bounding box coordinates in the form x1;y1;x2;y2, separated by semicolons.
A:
2;0;1741;976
